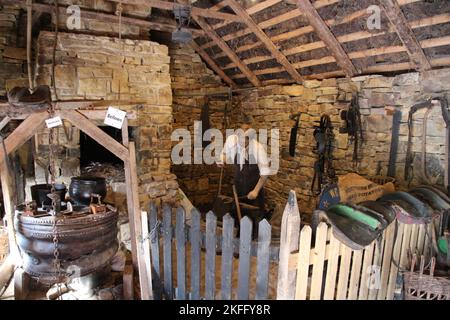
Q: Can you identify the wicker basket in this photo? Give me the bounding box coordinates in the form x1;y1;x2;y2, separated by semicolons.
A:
0;227;8;264
404;256;450;300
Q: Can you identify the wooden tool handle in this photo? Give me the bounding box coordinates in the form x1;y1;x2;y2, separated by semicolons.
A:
217;166;224;197
232;185;242;222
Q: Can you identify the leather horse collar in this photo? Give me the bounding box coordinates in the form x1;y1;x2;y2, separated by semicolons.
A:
379;191;434;224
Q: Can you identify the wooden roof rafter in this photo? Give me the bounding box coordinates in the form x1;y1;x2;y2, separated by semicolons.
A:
296;0;358;77
224;0;303;83
377;0;432;71
193;16;261;87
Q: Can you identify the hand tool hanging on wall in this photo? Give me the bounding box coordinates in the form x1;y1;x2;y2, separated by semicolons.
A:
405;97;450;188
289;113;301;157
340;95;364;163
200;97;210;149
387;109;402;178
311;114;335;195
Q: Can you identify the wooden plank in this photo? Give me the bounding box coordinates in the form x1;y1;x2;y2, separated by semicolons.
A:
409;224;419;256
294;225;312;300
163;205;173;300
386;223;404;300
237;216;253;300
255;219;271;300
276;190;301;300
1;0;203;36
221;213;234;300
368;237;384;300
377;224;395;300
141;211;154;299
358;242;375;300
149;203;162;300
59;110;129;162
0;116;11;131
416;224;426;256
127;142;152;300
225;0;303;83
347;249;363;300
310;223;328;300
336;244;352;300
378;0;431;71
205;211;217;300
123;262;134;300
190;41;236;88
323;230;340;300
121;117;129;147
110;0;241;21
176;207;186;300
193;16;261;87
399;224;412;269
190;208;201;300
297;0;357;76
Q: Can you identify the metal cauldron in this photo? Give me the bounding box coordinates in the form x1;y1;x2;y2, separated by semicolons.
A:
69;176;107;206
14;207;118;285
30;184;67;208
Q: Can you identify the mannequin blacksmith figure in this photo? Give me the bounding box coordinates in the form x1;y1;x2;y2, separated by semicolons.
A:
218;114;271;224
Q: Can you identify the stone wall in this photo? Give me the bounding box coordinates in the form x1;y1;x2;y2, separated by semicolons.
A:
170;44;233;210
34;31;178;208
231;69;450;220
0;4;28;96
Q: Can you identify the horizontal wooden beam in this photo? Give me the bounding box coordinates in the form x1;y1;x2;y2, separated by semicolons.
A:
190;41;237;88
193;16;261;87
0;0;203;36
378;0;431;71
108;0;241;22
224;0;303;83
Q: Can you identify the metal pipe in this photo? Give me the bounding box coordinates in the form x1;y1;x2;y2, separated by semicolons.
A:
26;0;33;91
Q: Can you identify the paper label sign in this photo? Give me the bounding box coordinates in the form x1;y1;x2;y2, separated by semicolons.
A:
45;116;63;129
104;107;126;129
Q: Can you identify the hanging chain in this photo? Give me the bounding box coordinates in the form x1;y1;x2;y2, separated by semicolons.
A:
48;104;65;298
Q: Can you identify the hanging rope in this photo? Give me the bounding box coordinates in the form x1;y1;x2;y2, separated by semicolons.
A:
51;0;59;101
116;1;123;40
26;0;34;91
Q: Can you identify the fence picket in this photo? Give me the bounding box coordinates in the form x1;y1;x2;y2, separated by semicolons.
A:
347;249;363;300
310;223;328;300
176;207;186;300
386;223;404;300
162;205;173;300
377;224;395;300
190;209;201;300
238;216;253;300
149;203;162;299
409;224;419;256
358;242;375;300
294;226;312;300
221;214;234;300
256;219;271;300
336;244;352;300
205;211;217;300
141;211;153;300
276;191;301;300
323;230;340;300
399;224;412;269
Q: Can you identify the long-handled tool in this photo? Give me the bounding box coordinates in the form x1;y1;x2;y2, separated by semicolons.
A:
232;185;242;222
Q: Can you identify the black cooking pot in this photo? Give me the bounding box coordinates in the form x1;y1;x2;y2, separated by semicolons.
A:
69;176;107;206
30;184;67;208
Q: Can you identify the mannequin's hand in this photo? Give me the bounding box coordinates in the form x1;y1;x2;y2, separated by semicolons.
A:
247;189;259;200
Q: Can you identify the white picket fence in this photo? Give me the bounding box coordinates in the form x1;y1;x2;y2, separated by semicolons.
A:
276;191;434;300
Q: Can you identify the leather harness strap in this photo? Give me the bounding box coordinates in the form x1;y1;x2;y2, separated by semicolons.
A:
312;115;335;195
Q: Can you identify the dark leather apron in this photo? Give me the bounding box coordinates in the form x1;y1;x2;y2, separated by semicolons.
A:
233;152;265;212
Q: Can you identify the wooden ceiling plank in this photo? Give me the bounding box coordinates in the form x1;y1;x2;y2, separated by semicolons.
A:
225;0;303;83
193;16;261;87
377;0;431;71
190;41;237;88
297;0;357;77
109;0;241;21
